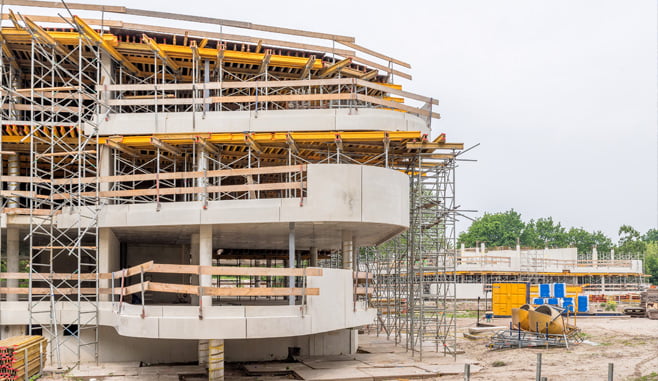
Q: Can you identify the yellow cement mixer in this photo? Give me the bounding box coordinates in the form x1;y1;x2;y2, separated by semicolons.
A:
511;304;534;331
527;305;575;334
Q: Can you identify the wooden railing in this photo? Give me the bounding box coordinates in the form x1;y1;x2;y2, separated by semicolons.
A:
99;78;439;120
0;260;321;299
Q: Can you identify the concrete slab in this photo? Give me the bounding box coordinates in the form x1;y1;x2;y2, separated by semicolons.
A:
301;360;365;369
416;363;482;375
293;366;373;381
243;362;308;375
358;366;437;379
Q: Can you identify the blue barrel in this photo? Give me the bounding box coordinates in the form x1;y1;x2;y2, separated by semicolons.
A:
539;284;551;298
533;298;545;305
553;283;566;298
562;297;574;307
547;298;559;305
577;295;589;312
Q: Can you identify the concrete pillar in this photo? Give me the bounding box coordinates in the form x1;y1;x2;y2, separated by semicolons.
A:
99;228;120;301
288;222;295;306
191;233;200;305
460;243;465;256
6;226;19;301
341;231;353;270
198;339;209;367
200;225;213;307
99;145;112;194
592;246;598;268
601;275;606;293
480;242;486;254
208;339;224;381
7;154;19;208
310;247;318;267
610;249;615;261
196;150;208;202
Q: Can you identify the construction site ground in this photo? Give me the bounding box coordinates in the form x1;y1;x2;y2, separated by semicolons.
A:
38;316;658;381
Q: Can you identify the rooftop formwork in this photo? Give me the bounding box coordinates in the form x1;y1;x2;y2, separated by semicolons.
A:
0;0;463;371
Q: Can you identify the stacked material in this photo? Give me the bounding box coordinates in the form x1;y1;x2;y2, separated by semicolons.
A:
641;289;658;319
0;336;47;381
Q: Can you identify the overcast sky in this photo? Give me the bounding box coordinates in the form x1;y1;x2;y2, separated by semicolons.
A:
12;0;657;242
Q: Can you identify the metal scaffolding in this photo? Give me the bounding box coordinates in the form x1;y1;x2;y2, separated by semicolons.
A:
0;15;105;366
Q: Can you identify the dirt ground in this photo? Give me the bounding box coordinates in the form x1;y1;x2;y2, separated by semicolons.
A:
439;316;658;380
39;316;658;380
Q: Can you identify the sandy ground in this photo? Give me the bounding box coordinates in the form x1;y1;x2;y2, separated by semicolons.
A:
39;316;658;380
438;316;658;380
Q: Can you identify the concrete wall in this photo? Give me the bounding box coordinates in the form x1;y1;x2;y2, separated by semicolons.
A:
98;326;197;364
88;108;429;136
225;329;355;362
126;244;188;304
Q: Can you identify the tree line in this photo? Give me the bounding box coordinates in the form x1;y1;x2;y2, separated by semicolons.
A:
458;209;655;255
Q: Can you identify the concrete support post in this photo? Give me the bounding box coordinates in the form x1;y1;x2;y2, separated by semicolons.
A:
208;339;224;381
6;226;19;301
200;225;213;307
99;145;112;194
342;231;353;270
610;249;615;261
310;247;318;267
198;339;209;367
593;246;598;268
288;222;295;306
99;228;119;301
191;233;200;305
197;149;208;202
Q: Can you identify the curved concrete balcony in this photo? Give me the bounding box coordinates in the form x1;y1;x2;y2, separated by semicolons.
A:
0;269;375;340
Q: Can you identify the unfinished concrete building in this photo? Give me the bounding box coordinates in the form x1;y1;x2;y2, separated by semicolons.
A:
0;0;462;374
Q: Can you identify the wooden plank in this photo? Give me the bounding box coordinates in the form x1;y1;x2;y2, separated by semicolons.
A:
350;56;412;81
124;8;355;43
99;78;353;92
356;79;438;105
3;0;127;13
2;208;58;216
339;41;411;69
53;164;307;186
150;263;322;277
107;92;354;106
353;271;374;280
0;175;48;183
406;142;464;150
53;181;306;200
147;282;320;297
111;260;155;279
355;94;440;119
355;287;374;295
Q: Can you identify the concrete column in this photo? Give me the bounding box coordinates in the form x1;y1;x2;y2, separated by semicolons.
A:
99;145;112;194
480;242;486;254
191;233;200;305
310;247;318;267
200;225;213;307
592;246;598;268
460;243;465;256
98;228;120;301
198;339;209;367
6;226;19;301
208;339;224;380
610;249;615;261
99;51;113;115
341;231;353;270
196;149;208;202
288;222;295;306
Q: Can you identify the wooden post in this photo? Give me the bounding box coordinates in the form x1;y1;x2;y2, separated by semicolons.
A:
208;339;224;381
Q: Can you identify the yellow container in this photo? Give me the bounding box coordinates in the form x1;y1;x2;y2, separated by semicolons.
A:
492;283;528;316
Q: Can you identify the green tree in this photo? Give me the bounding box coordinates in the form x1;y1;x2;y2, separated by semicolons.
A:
458;209;525;248
617;225;646;255
565;228;613;254
521;217;568;248
643;228;658;242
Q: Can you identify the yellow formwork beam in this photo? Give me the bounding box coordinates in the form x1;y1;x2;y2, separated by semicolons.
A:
0;27;118;46
73;16;141;76
117;41;324;69
95;130;426;147
142;33;181;74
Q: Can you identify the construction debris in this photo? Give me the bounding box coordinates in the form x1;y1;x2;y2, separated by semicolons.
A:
0;336;47;381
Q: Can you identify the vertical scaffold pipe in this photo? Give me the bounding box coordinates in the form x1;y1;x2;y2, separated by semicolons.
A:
7;154;19;208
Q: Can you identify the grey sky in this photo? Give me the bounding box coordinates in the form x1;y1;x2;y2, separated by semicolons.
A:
12;0;657;241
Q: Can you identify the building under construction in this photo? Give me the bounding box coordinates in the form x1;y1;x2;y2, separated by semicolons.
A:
0;0;462;376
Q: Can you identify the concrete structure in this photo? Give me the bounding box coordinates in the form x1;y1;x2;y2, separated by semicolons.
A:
0;1;462;376
451;246;646;299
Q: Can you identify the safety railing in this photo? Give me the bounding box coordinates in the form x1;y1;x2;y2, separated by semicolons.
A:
97;78;439;121
0;164;307;207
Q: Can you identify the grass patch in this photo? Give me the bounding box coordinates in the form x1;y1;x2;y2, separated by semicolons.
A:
629;372;658;381
491;361;506;367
